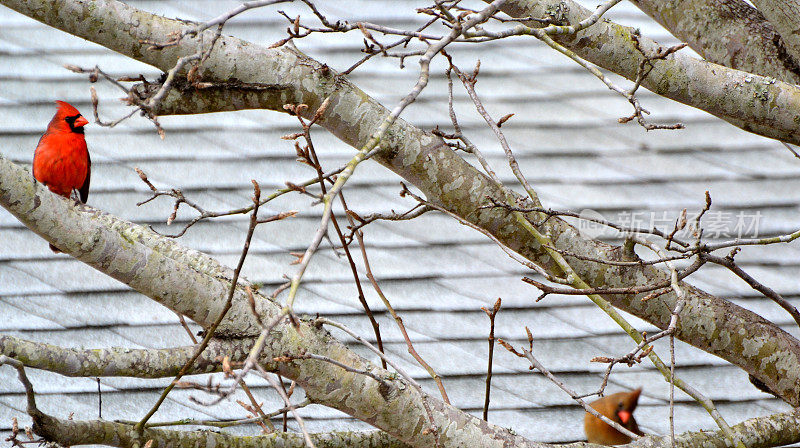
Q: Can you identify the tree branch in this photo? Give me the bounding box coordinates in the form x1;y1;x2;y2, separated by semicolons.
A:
748;0;800;65
32;413;410;448
0;335;234;377
628;409;800;448
630;0;800;83
0;154;264;337
491;0;800;145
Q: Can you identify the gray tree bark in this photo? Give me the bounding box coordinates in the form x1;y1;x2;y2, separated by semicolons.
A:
749;0;800;65
630;0;800;84
30;412;411;448
0;335;237;377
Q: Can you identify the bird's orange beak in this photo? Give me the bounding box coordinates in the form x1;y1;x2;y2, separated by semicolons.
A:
75;116;89;128
617;410;632;424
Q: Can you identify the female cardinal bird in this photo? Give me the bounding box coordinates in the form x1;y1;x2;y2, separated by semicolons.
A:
584;388;643;445
32;100;90;252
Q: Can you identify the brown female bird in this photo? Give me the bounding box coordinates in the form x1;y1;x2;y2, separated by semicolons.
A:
584;388;643;445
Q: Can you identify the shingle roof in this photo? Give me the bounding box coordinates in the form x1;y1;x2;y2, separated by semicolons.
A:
1;0;798;445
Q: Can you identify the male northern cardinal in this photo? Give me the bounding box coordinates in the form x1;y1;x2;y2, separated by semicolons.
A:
32;100;90;252
584;388;643;445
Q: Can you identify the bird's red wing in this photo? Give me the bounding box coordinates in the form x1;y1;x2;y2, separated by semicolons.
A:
32;131;50;181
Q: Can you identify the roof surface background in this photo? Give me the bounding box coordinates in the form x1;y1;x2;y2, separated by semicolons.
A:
1;0;799;445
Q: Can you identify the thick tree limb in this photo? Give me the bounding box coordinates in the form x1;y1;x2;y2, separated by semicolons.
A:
31;413;410;448
630;0;800;84
5;0;800;145
628;409;800;448
34;410;800;448
2;0;800;407
0;335;235;377
0;158;265;337
0;335;411;445
748;0;800;66
491;0;800;144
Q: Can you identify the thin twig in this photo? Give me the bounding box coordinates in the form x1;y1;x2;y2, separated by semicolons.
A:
176;312;198;344
123;399;311;429
352;227;451;404
134;180;264;436
145;0;294;49
239;381;275;432
703;252;800;329
482;298;501;421
274;352;389;386
313;318;423;390
256;365;315;448
287;104;387;368
402;186;568;283
521;257;704;299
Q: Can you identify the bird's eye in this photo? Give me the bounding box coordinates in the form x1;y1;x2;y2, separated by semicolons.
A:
617;401;624;410
64;114;86;133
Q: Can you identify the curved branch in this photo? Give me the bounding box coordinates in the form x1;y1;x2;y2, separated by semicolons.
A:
32;413;410;448
748;0;800;65
493;0;800;145
29;410;800;448
630;0;800;84
0;155;264;337
629;409;800;448
0;335;235;377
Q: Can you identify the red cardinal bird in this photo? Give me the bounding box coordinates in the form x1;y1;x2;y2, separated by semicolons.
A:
32;100;90;252
584;388;643;445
